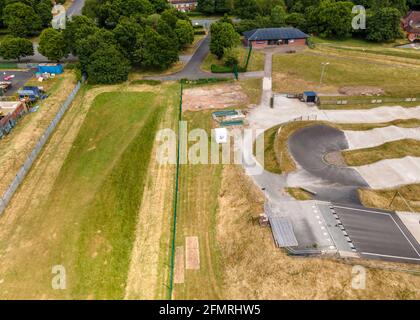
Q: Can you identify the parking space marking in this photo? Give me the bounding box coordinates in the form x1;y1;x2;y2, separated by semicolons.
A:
334;205;420;258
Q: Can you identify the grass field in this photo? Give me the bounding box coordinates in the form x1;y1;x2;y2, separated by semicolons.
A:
0;86;173;299
342;139;420;166
202;46;265;72
272;47;420;95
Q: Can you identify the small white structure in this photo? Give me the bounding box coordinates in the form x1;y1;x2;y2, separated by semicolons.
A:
214;128;228;144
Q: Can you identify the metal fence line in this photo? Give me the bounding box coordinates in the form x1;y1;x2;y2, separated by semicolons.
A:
0;79;83;215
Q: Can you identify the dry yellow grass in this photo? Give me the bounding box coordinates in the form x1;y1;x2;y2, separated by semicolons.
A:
0;71;77;196
342;139;420;166
286;187;314;200
217;165;420;299
360;184;420;213
124;83;178;300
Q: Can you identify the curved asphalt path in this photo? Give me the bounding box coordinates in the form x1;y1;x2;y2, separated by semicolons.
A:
145;35;234;81
288;124;369;204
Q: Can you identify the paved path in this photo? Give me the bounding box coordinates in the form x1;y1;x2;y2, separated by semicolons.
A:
344;126;420;149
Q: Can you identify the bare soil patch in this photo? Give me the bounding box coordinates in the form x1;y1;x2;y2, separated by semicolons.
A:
185;236;200;270
182;84;248;111
324;151;347;166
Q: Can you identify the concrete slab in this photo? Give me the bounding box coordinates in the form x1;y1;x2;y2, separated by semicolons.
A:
265;200;337;253
344;126;420;150
320;106;420;124
355;156;420;189
397;212;420;244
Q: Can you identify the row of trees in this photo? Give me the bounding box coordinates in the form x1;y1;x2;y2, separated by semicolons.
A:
200;0;416;42
38;2;194;83
0;1;195;84
0;0;66;37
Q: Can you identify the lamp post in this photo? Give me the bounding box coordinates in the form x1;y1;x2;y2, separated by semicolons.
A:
320;62;330;86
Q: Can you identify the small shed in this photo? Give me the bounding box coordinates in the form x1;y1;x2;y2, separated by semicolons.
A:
214;128;228;144
38;63;63;75
0;101;28;138
303;91;317;103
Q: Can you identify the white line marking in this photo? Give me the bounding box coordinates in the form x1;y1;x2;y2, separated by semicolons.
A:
335;205;420;258
334;205;390;215
362;252;420;261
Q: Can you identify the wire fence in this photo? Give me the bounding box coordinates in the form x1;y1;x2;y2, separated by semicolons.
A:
0;78;83;216
167;81;183;300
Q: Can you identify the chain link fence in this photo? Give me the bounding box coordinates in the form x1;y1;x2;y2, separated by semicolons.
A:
0;79;83;215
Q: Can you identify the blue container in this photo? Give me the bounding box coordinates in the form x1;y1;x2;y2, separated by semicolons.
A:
38;64;63;74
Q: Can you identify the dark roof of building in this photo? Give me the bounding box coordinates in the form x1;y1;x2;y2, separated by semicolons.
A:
243;27;309;41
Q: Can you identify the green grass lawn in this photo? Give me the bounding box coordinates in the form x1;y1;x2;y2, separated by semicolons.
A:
311;36;408;48
202;46;265;72
0;88;176;299
272;48;420;95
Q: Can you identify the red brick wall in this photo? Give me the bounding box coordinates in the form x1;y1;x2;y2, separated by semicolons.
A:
250;38;307;48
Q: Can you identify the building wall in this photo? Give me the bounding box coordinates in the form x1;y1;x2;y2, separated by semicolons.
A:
249;38;307;48
408;32;420;42
171;2;197;11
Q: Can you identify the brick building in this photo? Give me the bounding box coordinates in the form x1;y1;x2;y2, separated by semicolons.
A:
243;27;309;48
168;0;197;12
0;101;28;139
401;11;420;42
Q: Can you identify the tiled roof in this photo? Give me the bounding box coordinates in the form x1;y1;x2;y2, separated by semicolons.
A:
402;11;420;33
243;27;309;41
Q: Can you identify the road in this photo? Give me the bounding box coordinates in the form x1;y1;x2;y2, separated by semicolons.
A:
0;0;84;63
146;36;233;81
288;124;369;204
66;0;86;17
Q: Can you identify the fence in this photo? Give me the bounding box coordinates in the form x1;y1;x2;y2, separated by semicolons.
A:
0;78;83;215
318;95;419;106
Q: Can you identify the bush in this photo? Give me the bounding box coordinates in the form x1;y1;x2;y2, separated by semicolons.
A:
211;64;232;73
194;30;206;35
223;47;240;67
130;79;161;85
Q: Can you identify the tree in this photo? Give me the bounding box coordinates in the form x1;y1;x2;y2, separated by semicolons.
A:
87;46;131;84
77;29;118;71
3;2;42;37
198;0;216;14
36;0;53;28
63;15;99;56
210;22;240;59
286;12;307;31
270;5;287;26
38;28;69;61
234;0;261;19
307;0;354;38
113;17;143;62
223;47;240;67
175;20;194;49
0;36;34;61
366;7;404;41
135;27;179;69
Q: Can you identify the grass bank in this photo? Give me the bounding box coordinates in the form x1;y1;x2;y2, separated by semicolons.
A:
342;139;420;166
0;88;168;299
272;48;420;95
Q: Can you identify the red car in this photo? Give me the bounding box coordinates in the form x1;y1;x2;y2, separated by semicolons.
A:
3;75;15;81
